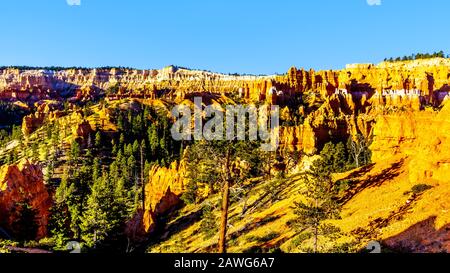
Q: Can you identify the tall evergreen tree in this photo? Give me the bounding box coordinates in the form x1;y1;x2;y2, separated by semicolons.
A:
50;173;75;247
70;140;81;164
81;172;130;248
292;159;341;253
54;165;92;241
95;131;102;148
320;142;348;173
148;124;159;158
186;140;263;253
81;173;113;247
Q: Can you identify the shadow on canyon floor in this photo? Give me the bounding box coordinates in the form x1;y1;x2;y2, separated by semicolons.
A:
339;159;404;204
350;184;435;244
140;206;204;253
202;212;283;253
240;176;298;217
382;216;450;253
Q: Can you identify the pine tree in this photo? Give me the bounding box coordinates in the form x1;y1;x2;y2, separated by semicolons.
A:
70;140;81;164
111;139;118;155
117;114;125;131
133;114;142;137
181;180;199;204
95;131;102;148
140;140;146;210
54;165;92;241
119;133;125;148
81;172;129;248
127;111;133;126
92;158;101;181
132;140;140;156
320;142;348;173
81;173;114;247
186;140;263;253
148;124;159;157
50;174;74;247
124;143;133;158
159;137;167;160
127;154;137;187
292;159;341;253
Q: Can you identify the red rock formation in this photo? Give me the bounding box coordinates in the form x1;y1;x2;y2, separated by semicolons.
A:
143;160;186;233
21;102;62;135
126;160;187;241
0;160;51;239
279;93;365;154
22;112;46;136
4;59;450;156
1;59;449;104
76;120;94;140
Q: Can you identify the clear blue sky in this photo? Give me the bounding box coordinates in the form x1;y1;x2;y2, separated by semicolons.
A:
1;0;449;74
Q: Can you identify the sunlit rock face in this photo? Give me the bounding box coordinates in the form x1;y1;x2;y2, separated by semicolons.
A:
0;160;51;240
124;159;188;241
142;160;187;233
0;66;278;103
370;100;450;184
287;58;450;104
1;58;449;251
3;59;449;156
339;100;450;253
1;58;449;106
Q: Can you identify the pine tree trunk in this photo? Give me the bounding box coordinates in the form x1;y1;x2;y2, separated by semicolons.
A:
218;179;230;253
141;145;145;210
314;225;318;253
218;148;231;253
268;152;272;179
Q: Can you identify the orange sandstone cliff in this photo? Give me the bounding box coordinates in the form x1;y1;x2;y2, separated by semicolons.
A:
4;59;449;154
2;58;448;104
0;160;51;239
126;160;187;241
142;160;187;233
335;101;450;252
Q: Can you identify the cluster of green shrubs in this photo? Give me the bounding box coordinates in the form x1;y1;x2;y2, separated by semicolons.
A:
246;232;280;244
403;184;433;196
319;136;371;174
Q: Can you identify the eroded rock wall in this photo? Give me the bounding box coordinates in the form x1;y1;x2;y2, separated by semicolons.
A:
370;101;450;184
0;160;51;239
